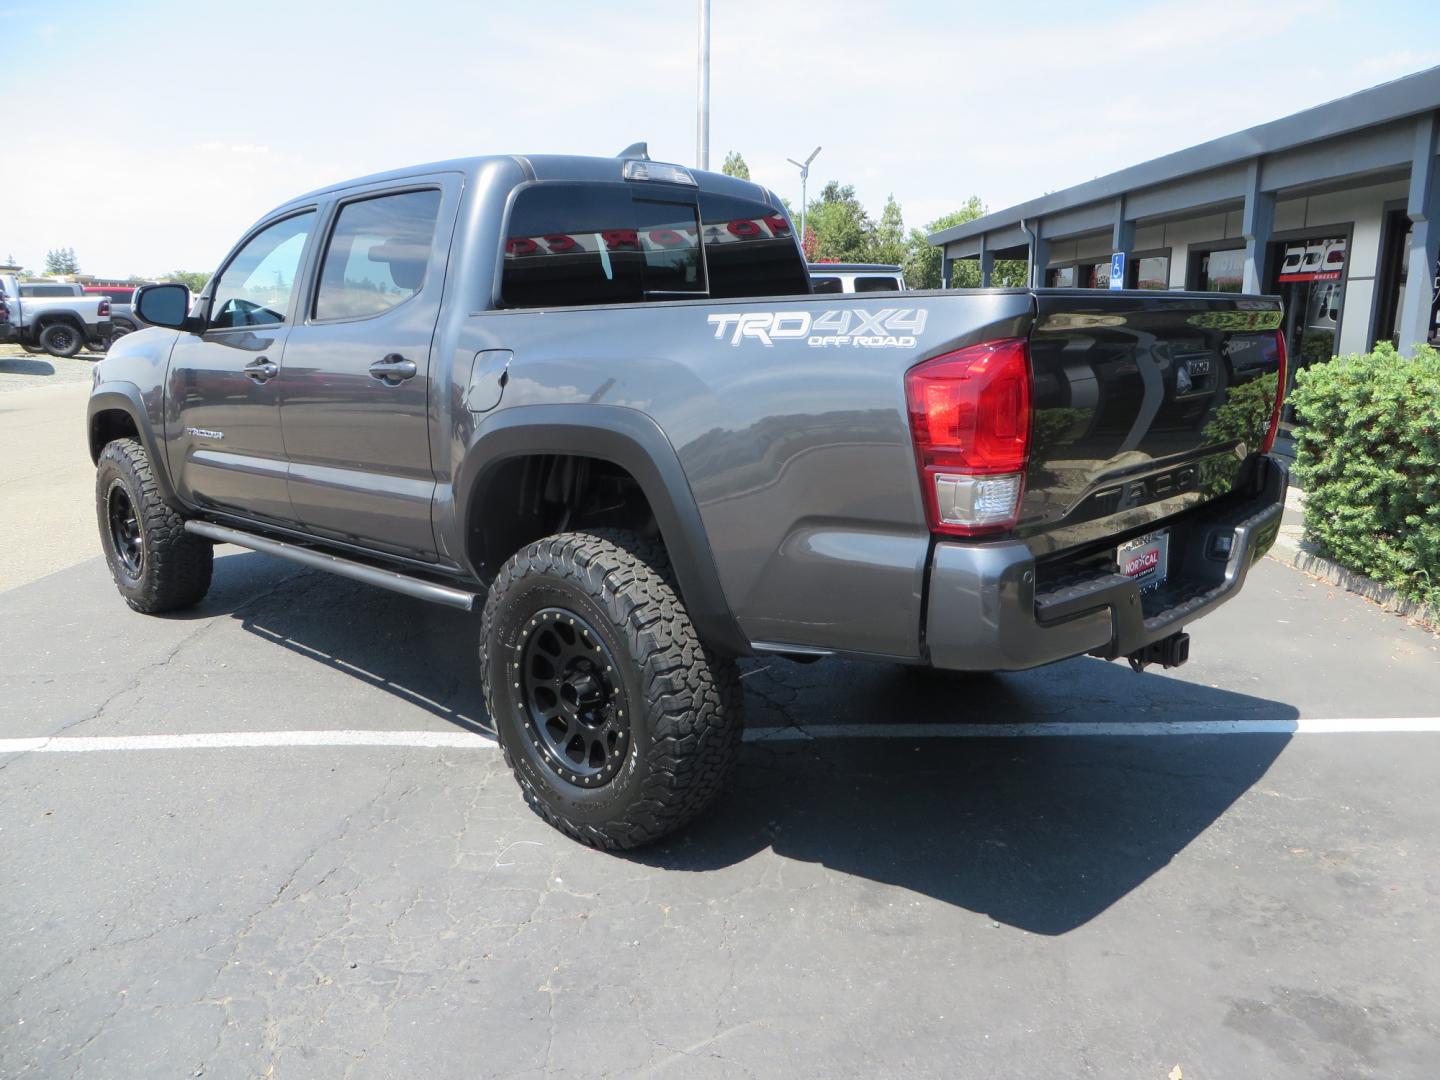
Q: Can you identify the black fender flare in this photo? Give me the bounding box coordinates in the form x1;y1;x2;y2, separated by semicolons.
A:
87;383;181;506
455;404;749;656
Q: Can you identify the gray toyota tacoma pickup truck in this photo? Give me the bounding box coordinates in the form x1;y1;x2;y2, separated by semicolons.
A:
88;147;1288;848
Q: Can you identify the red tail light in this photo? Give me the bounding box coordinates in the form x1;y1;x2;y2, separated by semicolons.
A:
905;338;1032;536
1261;330;1288;454
98;299;111;317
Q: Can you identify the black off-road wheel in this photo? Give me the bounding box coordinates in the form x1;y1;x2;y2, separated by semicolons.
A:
481;530;742;850
95;438;213;613
39;322;84;358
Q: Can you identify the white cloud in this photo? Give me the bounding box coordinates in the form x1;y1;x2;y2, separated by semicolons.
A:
195;142;273;155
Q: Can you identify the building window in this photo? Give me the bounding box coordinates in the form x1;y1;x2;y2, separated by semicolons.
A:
1195;247;1244;292
1131;253;1170;290
1374;210;1440;349
1046;266;1076;288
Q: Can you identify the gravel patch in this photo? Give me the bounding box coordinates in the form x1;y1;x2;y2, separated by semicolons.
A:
0;344;102;392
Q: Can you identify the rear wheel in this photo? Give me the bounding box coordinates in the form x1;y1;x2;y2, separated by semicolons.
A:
481;530;741;850
39;322;83;358
95;438;213;613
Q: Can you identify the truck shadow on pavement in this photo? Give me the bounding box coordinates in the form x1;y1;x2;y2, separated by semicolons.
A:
203;551;1296;935
0;357;57;377
192;551;494;733
649;661;1296;934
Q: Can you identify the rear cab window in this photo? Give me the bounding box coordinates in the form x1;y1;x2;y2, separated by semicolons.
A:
854;276;900;292
499;182;807;308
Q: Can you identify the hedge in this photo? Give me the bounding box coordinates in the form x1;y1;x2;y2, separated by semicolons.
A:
1291;342;1440;607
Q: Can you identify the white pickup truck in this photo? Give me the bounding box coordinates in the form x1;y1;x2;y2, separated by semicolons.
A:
0;276;112;357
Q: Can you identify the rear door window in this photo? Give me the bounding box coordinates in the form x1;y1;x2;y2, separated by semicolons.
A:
314;188;442;321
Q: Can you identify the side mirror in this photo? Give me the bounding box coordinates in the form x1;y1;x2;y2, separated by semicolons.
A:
134;283;196;330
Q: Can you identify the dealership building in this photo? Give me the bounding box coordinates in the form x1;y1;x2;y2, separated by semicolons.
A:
931;66;1440;371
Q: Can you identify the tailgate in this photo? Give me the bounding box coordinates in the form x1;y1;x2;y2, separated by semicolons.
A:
1020;291;1283;555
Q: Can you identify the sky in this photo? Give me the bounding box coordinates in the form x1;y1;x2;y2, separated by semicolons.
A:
3;0;1439;278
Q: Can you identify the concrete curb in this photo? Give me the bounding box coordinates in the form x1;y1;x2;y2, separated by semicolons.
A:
1269;533;1440;635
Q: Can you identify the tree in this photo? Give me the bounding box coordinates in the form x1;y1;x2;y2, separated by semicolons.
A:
870;194;906;266
902;200;983;289
167;270;211;293
898;198;1024;289
43;247;80;275
721;151;751;180
801;224;819;262
806;181;874;263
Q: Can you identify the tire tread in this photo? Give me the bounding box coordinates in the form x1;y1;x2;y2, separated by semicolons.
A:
97;438;212;613
481;529;740;850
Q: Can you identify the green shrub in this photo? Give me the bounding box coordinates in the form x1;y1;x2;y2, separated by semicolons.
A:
1291;342;1440;607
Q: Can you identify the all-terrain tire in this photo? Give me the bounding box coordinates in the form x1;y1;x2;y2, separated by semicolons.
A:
95;438;213;613
39;322;84;358
481;530;742;850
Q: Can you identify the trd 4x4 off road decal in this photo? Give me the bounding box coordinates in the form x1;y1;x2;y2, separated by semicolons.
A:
707;308;928;348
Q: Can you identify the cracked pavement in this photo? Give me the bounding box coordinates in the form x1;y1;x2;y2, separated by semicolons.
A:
3;385;1440;1076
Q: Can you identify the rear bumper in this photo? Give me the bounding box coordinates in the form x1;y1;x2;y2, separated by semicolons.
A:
925;456;1287;671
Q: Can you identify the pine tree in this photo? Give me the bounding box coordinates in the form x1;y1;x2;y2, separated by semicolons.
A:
721;151;751;180
43;247;80;276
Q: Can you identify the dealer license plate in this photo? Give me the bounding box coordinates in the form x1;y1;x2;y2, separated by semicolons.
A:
1118;529;1170;592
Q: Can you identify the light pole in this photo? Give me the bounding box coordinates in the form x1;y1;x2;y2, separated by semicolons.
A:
787;146;821;256
696;0;710;170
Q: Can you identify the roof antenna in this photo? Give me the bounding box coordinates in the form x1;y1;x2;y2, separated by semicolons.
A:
616;142;651;161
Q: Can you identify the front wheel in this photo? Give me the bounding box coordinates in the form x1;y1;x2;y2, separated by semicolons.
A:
481;531;742;850
96;438;213;613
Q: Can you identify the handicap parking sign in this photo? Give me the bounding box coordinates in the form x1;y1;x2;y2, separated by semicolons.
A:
1109;252;1126;290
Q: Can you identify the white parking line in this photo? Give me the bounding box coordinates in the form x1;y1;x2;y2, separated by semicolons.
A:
1;717;1439;756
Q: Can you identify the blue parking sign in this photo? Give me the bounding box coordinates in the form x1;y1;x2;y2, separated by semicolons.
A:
1109;252;1126;290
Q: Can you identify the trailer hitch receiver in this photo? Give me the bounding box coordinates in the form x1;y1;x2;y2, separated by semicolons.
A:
1127;631;1190;673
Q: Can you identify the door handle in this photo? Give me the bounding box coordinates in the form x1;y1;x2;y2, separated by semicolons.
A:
244;357;279;382
369;355;417;384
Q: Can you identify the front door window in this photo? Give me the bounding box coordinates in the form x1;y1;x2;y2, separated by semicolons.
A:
209;213;314;329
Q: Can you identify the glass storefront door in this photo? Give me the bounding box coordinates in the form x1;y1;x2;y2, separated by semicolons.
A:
1269;234;1347;408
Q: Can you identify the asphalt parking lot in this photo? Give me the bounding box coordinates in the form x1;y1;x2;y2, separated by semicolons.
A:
3;376;1439;1078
